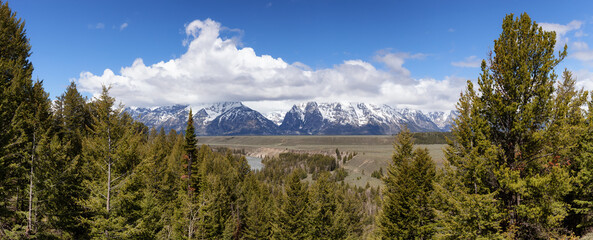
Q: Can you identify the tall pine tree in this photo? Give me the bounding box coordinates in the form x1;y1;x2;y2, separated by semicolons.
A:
377;128;436;239
81;86;143;238
0;1;43;237
273;170;310;240
444;13;582;238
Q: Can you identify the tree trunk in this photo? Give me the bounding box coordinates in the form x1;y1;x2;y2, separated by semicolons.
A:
188;155;192;198
27;132;35;235
187;155;193;239
107;127;111;213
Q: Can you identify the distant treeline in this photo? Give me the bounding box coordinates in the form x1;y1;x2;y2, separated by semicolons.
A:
410;131;452;144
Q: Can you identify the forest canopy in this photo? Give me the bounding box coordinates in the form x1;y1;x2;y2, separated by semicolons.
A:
2;1;593;239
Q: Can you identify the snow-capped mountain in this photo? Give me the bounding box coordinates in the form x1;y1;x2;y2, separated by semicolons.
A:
427;110;459;131
279;102;441;135
125;101;456;135
265;111;286;126
125;102;269;135
206;105;279;135
125;104;191;133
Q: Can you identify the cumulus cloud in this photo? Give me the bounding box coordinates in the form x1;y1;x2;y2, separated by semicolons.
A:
120;22;128;31
540;20;582;38
573;51;593;62
575;69;593;91
77;18;465;112
573;41;589;51
540;20;583;49
451;56;481;68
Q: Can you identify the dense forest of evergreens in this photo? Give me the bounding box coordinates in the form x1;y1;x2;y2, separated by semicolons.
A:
3;1;593;238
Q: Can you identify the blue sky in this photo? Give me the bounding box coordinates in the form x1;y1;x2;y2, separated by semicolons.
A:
9;0;593;113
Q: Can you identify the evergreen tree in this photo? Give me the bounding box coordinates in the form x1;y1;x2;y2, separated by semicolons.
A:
0;1;35;236
181;109;202;239
184;109;198;197
273;170;310;240
376;128;436;239
444;13;581;238
309;172;343;239
54;82;91;157
435;82;504;239
81;86;143;238
242;174;273;239
41;81;93;237
566;72;593;235
194;147;238;239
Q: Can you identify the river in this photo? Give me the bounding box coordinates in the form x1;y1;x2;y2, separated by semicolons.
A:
245;156;263;171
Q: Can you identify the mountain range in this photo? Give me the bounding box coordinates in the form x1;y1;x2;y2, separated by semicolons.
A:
125;102;458;135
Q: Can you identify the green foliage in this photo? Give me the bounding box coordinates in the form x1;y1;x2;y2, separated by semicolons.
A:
377;128;437;239
371;167;383;179
0;0;35;235
433;163;504;239
411;132;454;144
273;170;310;240
80;87;144;238
260;152;338;184
442;13;588;238
5;4;593;239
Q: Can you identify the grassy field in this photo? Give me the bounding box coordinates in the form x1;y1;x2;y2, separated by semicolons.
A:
198;135;447;187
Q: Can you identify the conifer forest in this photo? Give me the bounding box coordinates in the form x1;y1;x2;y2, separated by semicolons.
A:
4;1;593;239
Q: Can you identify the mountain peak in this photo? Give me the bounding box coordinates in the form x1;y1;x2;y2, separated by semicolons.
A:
126;101;457;135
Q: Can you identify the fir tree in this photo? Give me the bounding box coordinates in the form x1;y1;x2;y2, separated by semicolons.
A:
81;86;143;238
242;174;273;239
0;1;34;236
184;109;198;197
444;13;581;238
273;170;310;240
309;172;342;239
376;128;436;239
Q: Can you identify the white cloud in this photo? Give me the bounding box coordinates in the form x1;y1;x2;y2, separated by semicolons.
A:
540;20;583;49
88;23;105;29
570;41;593;63
575;30;587;37
120;22;128;31
572;41;589;51
540;20;582;37
451;56;481;68
573;51;593;62
575;69;593;91
77;18;465;113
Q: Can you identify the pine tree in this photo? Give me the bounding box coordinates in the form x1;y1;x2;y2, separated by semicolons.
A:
444;13;581;238
184;109;198;197
376;128;436;239
435;81;504;239
273;170;310;240
40;82;92;237
309;172;342;239
194;147;238;239
55;82;91;156
242;174;273;240
81;86;143;238
0;1;35;236
565;71;593;235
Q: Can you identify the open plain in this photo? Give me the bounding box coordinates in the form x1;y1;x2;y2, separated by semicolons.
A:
198;135;447;187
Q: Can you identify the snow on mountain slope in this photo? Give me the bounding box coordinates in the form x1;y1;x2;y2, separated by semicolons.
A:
279;102;441;134
265;111;286;126
125;102;245;134
427;110;459;131
126;101;455;135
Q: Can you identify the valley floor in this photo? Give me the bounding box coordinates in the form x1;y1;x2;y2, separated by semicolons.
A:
198;135;447;187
